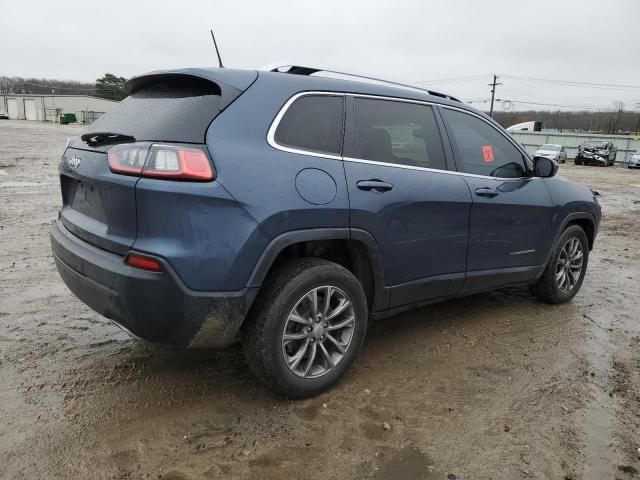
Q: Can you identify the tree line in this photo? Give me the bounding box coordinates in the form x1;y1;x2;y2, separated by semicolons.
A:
492;104;640;135
0;74;127;101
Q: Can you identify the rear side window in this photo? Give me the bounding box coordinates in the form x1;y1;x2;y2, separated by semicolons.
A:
86;76;223;143
345;98;447;171
441;108;526;178
274;95;344;155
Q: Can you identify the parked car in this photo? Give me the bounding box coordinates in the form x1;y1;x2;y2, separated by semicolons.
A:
51;65;601;397
0;110;9;119
534;144;567;163
628;151;640;169
575;140;617;166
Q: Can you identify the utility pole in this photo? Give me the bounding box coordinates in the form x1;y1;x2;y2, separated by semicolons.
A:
635;103;640;136
488;74;502;118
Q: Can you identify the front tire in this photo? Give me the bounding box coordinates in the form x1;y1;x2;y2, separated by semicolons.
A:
242;258;368;398
529;225;589;304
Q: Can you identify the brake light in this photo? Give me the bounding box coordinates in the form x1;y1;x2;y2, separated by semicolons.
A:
108;143;150;175
143;145;214;181
107;143;215;181
126;254;163;272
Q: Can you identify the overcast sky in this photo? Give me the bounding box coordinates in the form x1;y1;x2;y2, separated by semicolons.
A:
2;0;639;111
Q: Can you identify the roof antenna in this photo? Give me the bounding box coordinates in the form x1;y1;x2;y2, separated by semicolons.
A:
210;29;224;68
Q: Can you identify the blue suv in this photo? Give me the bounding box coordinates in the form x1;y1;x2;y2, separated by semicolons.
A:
51;65;601;397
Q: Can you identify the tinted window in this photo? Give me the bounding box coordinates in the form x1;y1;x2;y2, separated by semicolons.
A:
274;95;344;155
346;98;447;170
442;108;526;178
86;77;223;143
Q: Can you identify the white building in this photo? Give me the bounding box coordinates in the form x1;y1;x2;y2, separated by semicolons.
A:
0;94;118;123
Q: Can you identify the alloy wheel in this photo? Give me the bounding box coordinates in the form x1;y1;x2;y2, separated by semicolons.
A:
281;286;356;378
556;237;584;293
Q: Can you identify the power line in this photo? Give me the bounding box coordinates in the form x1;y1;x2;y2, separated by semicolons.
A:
413;74;491;84
495;98;609;111
500;74;640;92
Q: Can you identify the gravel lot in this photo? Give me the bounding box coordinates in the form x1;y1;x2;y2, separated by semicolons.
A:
1;120;639;480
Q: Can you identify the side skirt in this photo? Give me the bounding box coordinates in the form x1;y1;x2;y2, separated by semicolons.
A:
372;265;541;321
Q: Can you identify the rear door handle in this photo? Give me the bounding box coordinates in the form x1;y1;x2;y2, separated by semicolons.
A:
475;187;499;198
356;180;394;193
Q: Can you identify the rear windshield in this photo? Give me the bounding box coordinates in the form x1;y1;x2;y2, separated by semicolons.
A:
540;144;560;151
85;77;222;144
585;141;608;148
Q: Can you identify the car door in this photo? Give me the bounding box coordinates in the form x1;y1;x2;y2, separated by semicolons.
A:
343;96;472;309
439;107;554;293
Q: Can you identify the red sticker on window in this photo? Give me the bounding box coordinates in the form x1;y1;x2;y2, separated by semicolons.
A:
482;145;494;163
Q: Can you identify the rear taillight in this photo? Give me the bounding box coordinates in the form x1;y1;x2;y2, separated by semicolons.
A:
108;143;215;181
142;145;214;181
107;143;150;175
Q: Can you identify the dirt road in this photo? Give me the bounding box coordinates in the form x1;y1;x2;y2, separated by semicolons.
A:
1;120;638;479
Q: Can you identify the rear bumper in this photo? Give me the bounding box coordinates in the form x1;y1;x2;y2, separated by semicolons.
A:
50;220;256;347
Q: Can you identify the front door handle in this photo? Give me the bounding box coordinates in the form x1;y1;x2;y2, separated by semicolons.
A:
475;187;499;198
356;180;394;193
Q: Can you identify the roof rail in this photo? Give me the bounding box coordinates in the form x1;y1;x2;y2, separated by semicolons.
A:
268;65;461;103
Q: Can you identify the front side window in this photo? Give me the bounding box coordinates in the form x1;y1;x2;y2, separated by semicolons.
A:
274;95;344;155
345;98;447;171
441;108;527;178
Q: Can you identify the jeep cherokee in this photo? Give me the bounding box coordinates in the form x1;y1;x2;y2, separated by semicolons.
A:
51;65;601;397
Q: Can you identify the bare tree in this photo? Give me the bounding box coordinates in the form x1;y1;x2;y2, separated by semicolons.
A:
606;101;625;134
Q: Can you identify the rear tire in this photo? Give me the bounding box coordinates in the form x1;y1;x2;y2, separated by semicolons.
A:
242;258;368;398
529;225;589;304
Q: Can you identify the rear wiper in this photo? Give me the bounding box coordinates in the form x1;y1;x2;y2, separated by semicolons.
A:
80;132;136;147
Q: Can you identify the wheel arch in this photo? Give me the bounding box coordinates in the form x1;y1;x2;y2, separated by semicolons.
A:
246;228;388;312
538;212;596;279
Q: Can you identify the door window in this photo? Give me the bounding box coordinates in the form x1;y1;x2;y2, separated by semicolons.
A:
345;98;447;171
441;108;527;178
274;95;344;155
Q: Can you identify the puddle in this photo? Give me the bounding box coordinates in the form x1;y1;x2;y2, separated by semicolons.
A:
374;446;442;480
580;311;617;478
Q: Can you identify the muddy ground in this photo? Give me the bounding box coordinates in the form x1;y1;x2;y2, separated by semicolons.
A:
0;120;638;479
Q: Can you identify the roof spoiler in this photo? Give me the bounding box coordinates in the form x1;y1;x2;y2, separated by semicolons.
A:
125;68;258;110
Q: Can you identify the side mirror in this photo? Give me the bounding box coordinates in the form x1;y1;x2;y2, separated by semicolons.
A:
533;156;559;178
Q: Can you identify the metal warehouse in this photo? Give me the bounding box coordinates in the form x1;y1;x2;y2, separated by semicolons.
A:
0;94;117;123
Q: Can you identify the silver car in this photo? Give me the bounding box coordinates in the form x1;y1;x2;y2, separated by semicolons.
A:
534;144;567;163
0;110;9;120
628;151;640;169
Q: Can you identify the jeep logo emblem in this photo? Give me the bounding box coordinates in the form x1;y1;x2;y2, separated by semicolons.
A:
67;154;81;170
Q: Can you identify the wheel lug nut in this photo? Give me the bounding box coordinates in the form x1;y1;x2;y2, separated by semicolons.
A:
320;335;325;340
307;326;312;332
324;322;328;328
310;338;315;343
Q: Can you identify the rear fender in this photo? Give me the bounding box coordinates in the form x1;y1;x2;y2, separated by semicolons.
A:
246;228;389;311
